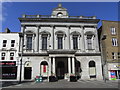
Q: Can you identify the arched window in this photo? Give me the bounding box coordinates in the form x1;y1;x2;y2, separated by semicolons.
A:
25;31;35;50
85;31;95;50
26;35;32;50
55;31;66;49
40;31;51;50
89;61;95;67
89;61;96;78
40;61;48;77
70;31;81;50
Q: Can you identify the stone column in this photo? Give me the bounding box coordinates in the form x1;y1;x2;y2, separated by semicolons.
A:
24;34;27;51
67;26;70;49
17;59;20;81
21;61;25;81
36;26;40;52
39;34;42;52
81;26;85;51
72;57;75;74
63;35;65;49
68;57;71;75
49;57;51;76
32;34;35;52
53;57;56;76
95;27;99;52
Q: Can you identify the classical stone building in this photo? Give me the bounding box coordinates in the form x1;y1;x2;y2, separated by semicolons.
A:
0;28;19;80
18;4;103;81
98;20;120;80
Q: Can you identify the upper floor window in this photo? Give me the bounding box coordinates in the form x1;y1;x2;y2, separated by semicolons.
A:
1;53;5;60
10;52;14;60
110;27;116;35
11;40;15;47
42;35;47;50
26;36;32;50
112;38;118;46
3;40;7;47
112;52;116;59
58;36;63;49
87;35;92;50
118;52;120;59
73;35;78;49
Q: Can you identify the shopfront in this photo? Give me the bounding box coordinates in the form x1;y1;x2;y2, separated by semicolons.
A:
108;63;120;80
0;61;17;79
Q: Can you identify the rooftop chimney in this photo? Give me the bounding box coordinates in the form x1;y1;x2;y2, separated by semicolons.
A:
5;28;11;33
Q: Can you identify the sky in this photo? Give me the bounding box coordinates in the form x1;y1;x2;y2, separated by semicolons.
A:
1;2;119;32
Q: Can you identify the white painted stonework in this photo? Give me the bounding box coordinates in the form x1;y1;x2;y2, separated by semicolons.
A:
18;4;103;81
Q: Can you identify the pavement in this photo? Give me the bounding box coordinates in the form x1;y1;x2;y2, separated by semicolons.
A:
1;79;119;89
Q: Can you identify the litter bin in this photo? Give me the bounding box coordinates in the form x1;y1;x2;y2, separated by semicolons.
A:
70;76;77;82
49;76;57;82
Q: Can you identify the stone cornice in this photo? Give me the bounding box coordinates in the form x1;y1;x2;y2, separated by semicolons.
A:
75;52;101;56
18;18;100;23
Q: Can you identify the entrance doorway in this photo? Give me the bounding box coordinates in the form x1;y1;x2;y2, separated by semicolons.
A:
24;61;32;79
56;61;65;79
24;67;32;79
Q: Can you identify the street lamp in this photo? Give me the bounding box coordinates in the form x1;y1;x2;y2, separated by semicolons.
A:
101;34;107;83
19;33;24;84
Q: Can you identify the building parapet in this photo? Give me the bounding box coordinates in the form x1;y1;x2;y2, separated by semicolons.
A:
22;14;96;19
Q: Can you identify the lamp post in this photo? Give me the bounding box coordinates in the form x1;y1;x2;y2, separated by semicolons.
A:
101;34;107;83
19;33;24;84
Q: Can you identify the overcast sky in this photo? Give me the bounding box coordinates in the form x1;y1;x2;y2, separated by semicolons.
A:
1;2;119;32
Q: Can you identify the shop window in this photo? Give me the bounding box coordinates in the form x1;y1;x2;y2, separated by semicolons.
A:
1;53;5;60
10;53;14;60
11;40;15;47
3;40;7;47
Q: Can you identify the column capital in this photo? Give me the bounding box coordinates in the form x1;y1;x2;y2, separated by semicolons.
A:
50;25;55;28
36;25;41;29
21;25;26;29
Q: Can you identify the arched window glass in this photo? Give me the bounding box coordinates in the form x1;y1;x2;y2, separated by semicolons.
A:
57;35;63;49
87;35;93;50
73;35;78;49
89;61;95;67
42;34;48;50
26;34;32;50
89;61;96;78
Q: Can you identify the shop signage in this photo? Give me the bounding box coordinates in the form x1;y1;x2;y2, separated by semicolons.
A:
116;65;120;68
1;67;17;79
110;70;116;80
0;61;16;66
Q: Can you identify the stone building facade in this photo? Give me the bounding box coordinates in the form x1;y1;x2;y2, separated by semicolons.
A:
18;4;103;81
98;20;120;80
